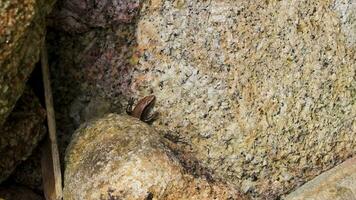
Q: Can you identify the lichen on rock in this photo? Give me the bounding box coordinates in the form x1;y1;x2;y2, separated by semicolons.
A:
63;114;246;200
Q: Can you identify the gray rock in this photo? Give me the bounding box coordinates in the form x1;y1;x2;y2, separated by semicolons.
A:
284;157;356;200
63;114;246;200
0;0;55;126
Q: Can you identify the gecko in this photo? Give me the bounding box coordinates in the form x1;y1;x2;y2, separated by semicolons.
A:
126;95;158;123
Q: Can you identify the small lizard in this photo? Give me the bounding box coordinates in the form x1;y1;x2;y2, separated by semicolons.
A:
126;95;158;123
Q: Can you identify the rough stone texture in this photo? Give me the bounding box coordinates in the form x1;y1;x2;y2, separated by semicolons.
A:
0;88;46;183
48;0;355;199
284;156;356;200
333;0;356;47
0;186;44;200
129;0;356;199
0;0;55;127
63;114;246;200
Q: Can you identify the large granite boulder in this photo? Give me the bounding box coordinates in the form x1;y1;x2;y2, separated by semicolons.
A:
128;0;355;199
63;114;246;200
0;0;55;126
0;88;46;183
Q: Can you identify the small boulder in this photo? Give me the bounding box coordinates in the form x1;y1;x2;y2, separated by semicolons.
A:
63;114;246;200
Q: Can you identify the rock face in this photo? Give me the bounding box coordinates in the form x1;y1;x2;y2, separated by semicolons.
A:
49;0;355;199
129;0;356;199
0;0;55;126
63;114;245;200
0;88;46;183
47;0;144;157
284;157;356;200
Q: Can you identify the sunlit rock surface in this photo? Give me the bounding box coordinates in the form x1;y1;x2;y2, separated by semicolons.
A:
284;157;356;200
129;0;356;198
63;114;245;200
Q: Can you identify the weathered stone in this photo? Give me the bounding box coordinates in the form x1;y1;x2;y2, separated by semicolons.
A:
128;0;355;199
0;0;55;126
48;0;355;199
333;0;356;47
63;114;246;200
0;186;44;200
0;88;46;183
284;156;356;200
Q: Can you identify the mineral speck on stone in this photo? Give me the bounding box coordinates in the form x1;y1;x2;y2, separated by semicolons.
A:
128;0;356;198
63;114;246;200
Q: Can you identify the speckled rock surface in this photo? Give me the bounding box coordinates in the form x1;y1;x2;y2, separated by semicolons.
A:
128;0;356;199
284;156;356;200
0;186;44;200
49;0;355;199
0;88;46;183
333;0;356;47
64;114;246;200
0;0;55;126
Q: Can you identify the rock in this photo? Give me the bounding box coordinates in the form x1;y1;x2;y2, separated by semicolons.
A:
48;0;141;33
0;88;46;183
0;186;44;200
48;0;355;199
284;156;356;200
333;0;356;47
0;0;56;127
126;0;355;198
63;114;246;200
9;146;43;191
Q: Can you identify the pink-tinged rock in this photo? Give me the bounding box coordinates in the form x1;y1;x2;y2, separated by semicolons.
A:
48;0;142;33
284;157;356;200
